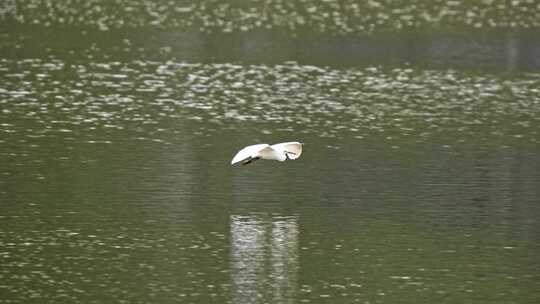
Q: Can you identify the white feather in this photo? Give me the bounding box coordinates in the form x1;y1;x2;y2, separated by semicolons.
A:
270;142;303;160
230;144;270;165
231;141;303;165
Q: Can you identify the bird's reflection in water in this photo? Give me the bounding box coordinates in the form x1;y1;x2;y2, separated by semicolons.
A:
230;214;298;304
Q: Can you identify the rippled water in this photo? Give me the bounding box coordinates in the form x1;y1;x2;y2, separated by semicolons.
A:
1;58;539;146
1;54;540;303
2;0;540;34
2;1;540;298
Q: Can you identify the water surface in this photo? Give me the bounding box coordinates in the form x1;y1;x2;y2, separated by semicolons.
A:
1;5;540;302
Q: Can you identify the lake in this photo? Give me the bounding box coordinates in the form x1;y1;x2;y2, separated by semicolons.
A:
1;4;540;303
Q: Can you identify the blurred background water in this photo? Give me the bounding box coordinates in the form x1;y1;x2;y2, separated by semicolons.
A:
1;1;540;304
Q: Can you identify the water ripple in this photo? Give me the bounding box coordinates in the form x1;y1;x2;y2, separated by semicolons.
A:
1;59;539;153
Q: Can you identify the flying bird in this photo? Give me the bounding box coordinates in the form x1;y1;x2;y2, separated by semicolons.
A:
231;142;303;165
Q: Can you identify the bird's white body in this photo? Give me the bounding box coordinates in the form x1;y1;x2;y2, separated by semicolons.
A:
231;142;303;165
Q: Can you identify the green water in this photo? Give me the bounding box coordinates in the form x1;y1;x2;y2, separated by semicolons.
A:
2;2;540;304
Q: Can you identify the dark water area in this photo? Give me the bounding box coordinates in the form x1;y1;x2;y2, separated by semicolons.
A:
2;2;540;303
2;26;540;70
2;122;540;303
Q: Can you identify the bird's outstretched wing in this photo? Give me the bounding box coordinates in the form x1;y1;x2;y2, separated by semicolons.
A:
258;145;286;161
270;142;303;160
231;144;270;165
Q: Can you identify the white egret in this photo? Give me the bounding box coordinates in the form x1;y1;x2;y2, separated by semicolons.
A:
231;142;303;165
